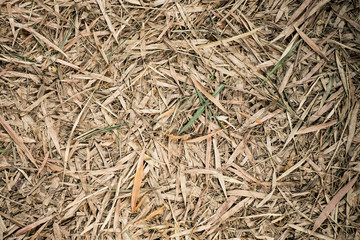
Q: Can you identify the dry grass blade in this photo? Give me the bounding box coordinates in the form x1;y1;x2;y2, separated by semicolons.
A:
207;196;238;226
277;157;307;181
132;194;148;214
37;152;49;177
333;10;360;32
207;198;254;235
287;0;313;25
131;148;146;213
63;88;97;177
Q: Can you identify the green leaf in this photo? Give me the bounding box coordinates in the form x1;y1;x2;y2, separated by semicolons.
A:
266;38;302;79
108;28;139;58
319;74;334;109
179;84;224;134
125;230;135;240
7;51;37;63
77;124;123;140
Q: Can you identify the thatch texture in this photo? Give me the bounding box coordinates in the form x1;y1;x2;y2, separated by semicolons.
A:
0;0;359;239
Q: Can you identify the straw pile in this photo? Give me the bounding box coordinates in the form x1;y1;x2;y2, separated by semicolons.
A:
0;0;359;239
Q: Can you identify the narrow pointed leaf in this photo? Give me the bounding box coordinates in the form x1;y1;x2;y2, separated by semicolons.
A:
312;175;358;233
131;148;146;213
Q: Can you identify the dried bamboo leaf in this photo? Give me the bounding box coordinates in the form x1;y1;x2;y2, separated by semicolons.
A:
198;27;261;49
142;206;165;222
21;91;54;116
296;120;337;135
184;129;222;143
14;215;54;236
287;0;313;25
1;1;359;238
0;115;38;167
213;137;227;198
346;102;359;153
96;0;118;43
295;26;329;61
131;148;146;213
312;175;359;233
23;27;69;59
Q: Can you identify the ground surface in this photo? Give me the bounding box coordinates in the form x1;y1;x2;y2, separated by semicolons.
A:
0;0;359;239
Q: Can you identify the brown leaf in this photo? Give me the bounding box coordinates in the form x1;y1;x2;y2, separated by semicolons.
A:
0;115;38;167
238;111;262;124
297;120;337;135
21;91;54;116
198;27;261;49
184;129;223;143
166;134;189;140
312;175;359;233
346;102;359;153
143;205;165;221
287;0;313;25
294;26;329;61
213;137;227;197
14;215;54;236
131;148;146;213
132;194;148;213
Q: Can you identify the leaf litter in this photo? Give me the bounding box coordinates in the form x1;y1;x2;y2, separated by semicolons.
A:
0;0;359;239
